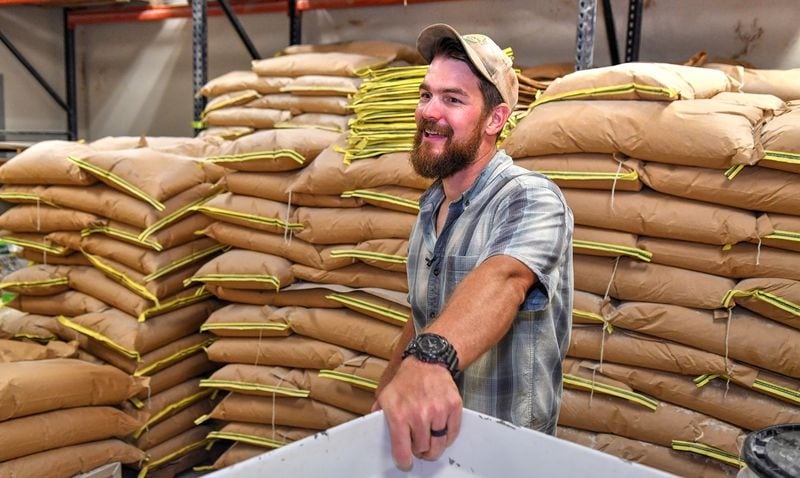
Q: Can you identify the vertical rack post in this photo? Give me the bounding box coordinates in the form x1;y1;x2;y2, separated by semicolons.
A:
601;0;620;65
64;9;78;140
191;0;208;135
575;0;597;71
288;0;301;45
624;0;643;62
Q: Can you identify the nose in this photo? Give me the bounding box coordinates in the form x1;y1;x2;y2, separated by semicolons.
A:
417;96;442;122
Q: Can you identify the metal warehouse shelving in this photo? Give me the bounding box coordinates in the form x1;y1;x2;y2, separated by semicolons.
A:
0;0;642;140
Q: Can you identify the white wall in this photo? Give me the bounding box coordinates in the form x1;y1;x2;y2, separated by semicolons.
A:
0;6;65;137
0;0;798;140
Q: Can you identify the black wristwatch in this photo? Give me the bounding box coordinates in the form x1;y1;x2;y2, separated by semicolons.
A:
402;333;460;379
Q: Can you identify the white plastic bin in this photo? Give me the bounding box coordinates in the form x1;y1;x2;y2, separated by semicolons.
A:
207;409;675;477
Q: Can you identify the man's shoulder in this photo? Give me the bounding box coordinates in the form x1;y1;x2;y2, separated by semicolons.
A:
494;159;565;198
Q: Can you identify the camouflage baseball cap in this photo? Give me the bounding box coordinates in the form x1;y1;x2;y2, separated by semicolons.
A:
416;23;518;110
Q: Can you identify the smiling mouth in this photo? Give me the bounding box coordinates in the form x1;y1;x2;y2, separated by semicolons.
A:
421;124;452;140
424;129;447;139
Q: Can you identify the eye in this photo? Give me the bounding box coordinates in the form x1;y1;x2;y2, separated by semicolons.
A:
445;96;462;104
420;91;432;101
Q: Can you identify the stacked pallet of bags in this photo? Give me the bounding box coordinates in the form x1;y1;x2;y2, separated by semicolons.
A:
500;62;800;477
0;321;149;477
0;136;229;477
189;119;429;468
198;40;424;140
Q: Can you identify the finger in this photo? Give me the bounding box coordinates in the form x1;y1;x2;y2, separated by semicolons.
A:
445;406;462;448
421;417;448;461
410;415;432;459
388;417;413;471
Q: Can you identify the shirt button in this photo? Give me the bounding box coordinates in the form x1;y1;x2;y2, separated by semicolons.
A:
433;267;440;276
429;312;436;319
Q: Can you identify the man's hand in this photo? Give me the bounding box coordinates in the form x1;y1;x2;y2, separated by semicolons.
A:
375;356;463;471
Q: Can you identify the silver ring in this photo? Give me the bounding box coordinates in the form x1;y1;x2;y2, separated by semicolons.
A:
430;426;448;437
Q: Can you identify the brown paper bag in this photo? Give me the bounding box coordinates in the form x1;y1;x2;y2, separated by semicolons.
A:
206;393;357;430
639;237;800;281
563;188;760;246
207;128;339;172
0;358;147;420
251;52;388;77
295;205;415;244
559;387;746;455
0;140;97;185
558;426;737;478
291;263;409;293
200;71;292;96
727;277;800;329
0;439;144;477
502;98;767;169
574;255;735;310
539;63;737;103
202;303;290;338
202;221;351;270
206;335;356;369
515;153;642;191
0;406;141;461
189;249;295;290
277;306;401;359
606;301;800;377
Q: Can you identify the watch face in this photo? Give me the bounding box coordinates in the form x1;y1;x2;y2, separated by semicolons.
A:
419;334;448;355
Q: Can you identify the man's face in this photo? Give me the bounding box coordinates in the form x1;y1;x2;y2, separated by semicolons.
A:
411;56;488;179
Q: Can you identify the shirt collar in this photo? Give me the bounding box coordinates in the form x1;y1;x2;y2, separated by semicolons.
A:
419;149;513;212
459;149;513;204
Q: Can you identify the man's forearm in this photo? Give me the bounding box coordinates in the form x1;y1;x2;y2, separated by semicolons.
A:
425;255;535;369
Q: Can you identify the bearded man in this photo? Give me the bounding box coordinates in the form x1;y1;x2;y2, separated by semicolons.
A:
373;24;574;470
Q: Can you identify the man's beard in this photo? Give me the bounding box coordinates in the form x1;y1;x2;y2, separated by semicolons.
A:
410;118;483;179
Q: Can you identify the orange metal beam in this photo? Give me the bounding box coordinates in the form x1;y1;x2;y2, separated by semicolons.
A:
66;0;286;26
63;0;455;26
296;0;458;10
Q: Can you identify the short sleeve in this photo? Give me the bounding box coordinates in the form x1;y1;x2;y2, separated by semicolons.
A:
477;178;572;309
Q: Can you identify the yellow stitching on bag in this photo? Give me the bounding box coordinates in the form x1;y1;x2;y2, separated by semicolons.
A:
670;440;744;467
200;322;290;332
206;430;289;448
68;156;165;211
138;288;212;322
199;379;310;397
57;316;139;360
318;369;378;390
134;339;215;377
143;244;228;282
329;249;408;264
325;293;408;324
563;373;659;410
572;240;652;262
0;277;68;290
132;390;213;438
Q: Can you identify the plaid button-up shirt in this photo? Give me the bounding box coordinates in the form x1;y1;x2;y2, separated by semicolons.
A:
407;150;573;434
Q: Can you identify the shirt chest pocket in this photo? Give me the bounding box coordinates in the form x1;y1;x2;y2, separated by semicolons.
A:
442;254;481;299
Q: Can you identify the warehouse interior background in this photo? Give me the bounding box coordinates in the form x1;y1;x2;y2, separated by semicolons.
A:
0;0;798;140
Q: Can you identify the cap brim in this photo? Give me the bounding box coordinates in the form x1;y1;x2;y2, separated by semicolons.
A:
416;23;462;63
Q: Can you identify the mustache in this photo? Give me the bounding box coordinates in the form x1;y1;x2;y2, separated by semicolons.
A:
417;119;453;137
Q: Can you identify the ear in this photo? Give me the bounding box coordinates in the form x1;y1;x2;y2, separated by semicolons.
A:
484;103;512;136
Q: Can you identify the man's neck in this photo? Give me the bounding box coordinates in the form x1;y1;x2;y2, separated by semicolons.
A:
441;143;497;202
